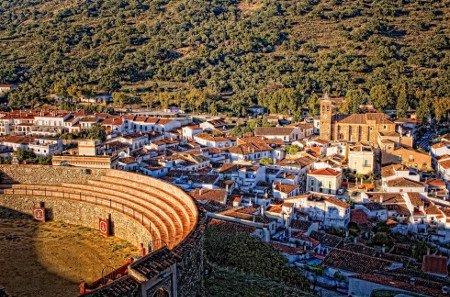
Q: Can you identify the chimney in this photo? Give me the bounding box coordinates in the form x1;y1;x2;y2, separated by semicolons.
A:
199;188;203;195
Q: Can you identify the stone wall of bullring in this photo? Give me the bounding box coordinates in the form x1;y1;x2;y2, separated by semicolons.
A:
0;194;153;248
0;165;108;185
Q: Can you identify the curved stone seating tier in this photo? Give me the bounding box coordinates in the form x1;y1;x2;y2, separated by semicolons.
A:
103;171;197;223
82;180;183;237
1;169;198;251
95;176;193;233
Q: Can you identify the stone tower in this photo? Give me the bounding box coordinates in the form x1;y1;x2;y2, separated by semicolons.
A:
319;95;333;140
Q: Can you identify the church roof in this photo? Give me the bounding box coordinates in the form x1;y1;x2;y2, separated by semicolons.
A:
336;113;393;125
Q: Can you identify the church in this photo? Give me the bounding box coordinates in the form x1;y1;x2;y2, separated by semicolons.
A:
319;96;397;147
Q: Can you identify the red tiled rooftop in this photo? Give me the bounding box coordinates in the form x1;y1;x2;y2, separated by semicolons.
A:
309;168;341;176
419;254;449;280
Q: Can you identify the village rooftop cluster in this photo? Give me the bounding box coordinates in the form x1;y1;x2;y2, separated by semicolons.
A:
0;96;450;296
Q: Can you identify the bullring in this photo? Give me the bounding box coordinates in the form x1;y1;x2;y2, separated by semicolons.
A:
0;164;204;296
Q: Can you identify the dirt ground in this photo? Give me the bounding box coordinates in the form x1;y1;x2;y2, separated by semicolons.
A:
0;208;139;297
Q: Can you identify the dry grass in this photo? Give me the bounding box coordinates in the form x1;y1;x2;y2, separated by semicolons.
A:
237;1;264;14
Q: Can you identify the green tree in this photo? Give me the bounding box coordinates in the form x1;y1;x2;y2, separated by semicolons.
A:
259;158;273;166
112;92;126;108
370;85;392;111
416;98;431;121
343;89;366;114
433;98;450;122
395;84;409;118
283;145;301;155
307;94;320;117
16;148;36;162
85;123;106;141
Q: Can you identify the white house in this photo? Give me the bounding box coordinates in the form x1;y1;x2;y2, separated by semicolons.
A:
437;157;450;182
286;192;350;228
194;133;235;148
228;143;273;162
382;177;426;193
272;182;300;199
431;141;450;158
182;125;203;140
254;127;300;143
307;168;343;195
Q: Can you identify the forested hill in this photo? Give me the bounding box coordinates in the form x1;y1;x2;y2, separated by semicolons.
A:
0;0;449;115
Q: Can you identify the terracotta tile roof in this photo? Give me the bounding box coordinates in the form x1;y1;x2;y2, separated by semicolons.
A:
366;192;404;204
404;192;424;208
290;220;313;231
194;133;231;142
425;204;443;216
0;135;34;144
426;178;446;188
324;249;393;274
273;182;299;194
350;209;370;225
438;158;450;169
362;202;385;211
237;136;284;146
228;142;273;155
309;138;329;145
385;177;425;188
431;141;448;149
386;204;410;216
276;156;315;167
217;163;239;173
351;274;445;297
310;231;343;248
381;163;409;178
205;119;228;127
254;127;295;136
266;205;283;214
309;168;341;176
118;157;136;164
101;116;123;125
189;188;227;204
337;113;393;125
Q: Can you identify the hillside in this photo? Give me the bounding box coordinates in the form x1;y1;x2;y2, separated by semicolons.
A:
0;0;449;114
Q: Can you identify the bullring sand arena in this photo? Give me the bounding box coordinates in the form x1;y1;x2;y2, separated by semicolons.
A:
0;165;203;297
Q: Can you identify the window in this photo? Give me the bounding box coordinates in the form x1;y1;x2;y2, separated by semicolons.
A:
364;159;369;167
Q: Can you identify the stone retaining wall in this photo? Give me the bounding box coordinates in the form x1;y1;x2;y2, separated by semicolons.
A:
0;195;153;248
0;165;107;185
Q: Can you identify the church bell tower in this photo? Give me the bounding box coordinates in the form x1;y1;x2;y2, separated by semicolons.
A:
319;94;333;140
